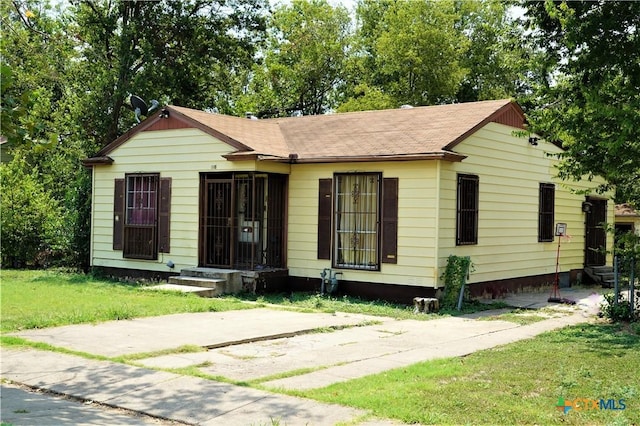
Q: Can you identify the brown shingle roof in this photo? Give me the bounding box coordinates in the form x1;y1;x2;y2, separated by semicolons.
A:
92;99;525;163
270;99;520;161
616;204;639;217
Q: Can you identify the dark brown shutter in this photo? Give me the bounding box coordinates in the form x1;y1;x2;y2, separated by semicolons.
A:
381;178;398;264
317;178;332;259
113;178;125;250
158;177;171;253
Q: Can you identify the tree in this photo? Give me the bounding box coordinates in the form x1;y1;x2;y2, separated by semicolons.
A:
1;155;65;267
347;0;527;109
1;0;269;269
372;0;468;105
236;0;352;117
70;0;268;145
522;1;640;206
455;0;530;102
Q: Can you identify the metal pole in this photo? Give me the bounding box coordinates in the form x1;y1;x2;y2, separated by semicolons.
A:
456;257;470;311
614;255;619;307
630;257;636;319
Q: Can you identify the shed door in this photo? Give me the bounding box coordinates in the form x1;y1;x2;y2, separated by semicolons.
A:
585;198;607;266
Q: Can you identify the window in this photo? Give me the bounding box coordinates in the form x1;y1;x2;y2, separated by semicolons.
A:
112;174;171;260
538;183;555;242
334;173;381;270
126;174;159;226
456;174;479;245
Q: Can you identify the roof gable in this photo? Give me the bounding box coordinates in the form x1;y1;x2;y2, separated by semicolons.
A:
87;99;527;164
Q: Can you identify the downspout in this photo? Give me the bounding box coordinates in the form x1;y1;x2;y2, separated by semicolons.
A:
433;160;442;287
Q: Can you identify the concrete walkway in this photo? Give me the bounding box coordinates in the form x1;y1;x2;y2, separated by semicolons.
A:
1;288;603;425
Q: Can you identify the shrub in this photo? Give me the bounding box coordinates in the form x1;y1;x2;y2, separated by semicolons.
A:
601;292;639;323
0;156;66;267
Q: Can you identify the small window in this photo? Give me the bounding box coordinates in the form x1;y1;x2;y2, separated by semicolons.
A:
334;173;380;270
456;174;479;245
538;183;555;242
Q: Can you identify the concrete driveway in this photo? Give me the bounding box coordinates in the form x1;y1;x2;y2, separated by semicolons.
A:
2;287;603;425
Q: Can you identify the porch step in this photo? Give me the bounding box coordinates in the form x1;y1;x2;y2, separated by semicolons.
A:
168;276;226;291
590;266;613;275
144;283;217;298
178;267;242;295
584;266;617;288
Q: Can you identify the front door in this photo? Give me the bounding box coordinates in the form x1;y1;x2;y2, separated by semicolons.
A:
199;173;287;269
585;198;607;266
200;178;233;267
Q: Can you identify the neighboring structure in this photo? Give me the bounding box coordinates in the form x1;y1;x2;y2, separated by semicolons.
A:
83;99;613;302
615;204;640;236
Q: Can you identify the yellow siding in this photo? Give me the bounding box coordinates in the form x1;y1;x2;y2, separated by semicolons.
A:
437;122;614;286
287;162;438;287
90;128;290;272
92;122;614;289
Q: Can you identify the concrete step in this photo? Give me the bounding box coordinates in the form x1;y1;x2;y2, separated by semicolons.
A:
168;276;225;289
597;272;616;281
602;279;615;288
179;267;242;294
144;284;217;298
589;266;613;274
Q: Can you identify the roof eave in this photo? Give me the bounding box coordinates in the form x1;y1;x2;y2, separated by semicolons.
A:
267;152;467;163
443;100;526;151
81;156;114;167
95;106;254;158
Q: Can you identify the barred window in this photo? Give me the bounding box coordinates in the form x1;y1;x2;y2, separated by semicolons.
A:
334;173;380;270
538;183;555;242
456;174;479;245
124;174;159;259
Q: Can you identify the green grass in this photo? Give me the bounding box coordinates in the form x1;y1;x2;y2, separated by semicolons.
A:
296;322;640;425
240;292;508;319
0;269;252;333
1;270;508;334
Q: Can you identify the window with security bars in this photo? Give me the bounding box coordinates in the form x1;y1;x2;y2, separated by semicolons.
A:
538;183;555;242
334;173;380;270
456;174;479;245
124;174;159;259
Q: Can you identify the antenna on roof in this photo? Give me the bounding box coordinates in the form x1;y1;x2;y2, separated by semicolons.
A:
130;95;159;123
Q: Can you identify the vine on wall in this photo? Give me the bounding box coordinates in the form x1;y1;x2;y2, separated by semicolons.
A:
441;255;474;309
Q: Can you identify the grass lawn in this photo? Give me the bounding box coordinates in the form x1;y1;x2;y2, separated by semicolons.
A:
2;269;638;425
0;269;252;332
0;269;507;333
298;323;640;425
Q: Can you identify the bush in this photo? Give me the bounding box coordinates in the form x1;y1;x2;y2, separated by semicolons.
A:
1;156;66;267
601;292;639;323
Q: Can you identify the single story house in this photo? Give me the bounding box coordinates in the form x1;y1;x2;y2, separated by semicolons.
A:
83;99;613;302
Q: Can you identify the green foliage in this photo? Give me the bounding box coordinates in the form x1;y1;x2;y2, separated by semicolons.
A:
236;0;352;117
440;255;473;309
522;1;640;206
0;157;65;267
347;0;528;109
601;292;637;323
